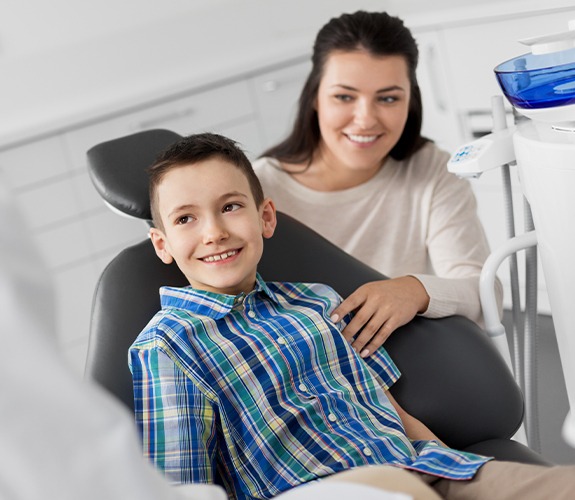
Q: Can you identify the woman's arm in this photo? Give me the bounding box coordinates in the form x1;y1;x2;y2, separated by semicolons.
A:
412;148;503;324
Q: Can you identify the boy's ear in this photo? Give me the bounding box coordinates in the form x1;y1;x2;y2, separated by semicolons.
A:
149;227;174;264
260;198;277;239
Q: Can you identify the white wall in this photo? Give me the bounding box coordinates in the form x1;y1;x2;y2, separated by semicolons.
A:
0;0;224;60
0;0;552;61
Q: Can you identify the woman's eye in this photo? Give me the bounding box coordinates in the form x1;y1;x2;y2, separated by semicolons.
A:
378;95;399;104
223;203;241;213
334;94;353;102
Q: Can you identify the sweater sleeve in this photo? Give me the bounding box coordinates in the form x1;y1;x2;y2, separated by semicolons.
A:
410;147;503;328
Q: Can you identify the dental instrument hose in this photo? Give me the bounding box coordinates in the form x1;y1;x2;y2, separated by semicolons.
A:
501;164;523;386
523;198;541;452
493;97;523;386
508;105;540;452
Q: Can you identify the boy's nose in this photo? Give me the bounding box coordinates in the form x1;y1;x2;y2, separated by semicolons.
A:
202;218;229;244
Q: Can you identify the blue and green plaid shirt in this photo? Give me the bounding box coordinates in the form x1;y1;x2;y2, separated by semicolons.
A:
129;274;489;500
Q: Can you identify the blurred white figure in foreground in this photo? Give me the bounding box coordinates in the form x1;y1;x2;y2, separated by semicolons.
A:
0;178;226;500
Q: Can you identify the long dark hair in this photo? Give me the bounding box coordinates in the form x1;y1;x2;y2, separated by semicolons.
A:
262;11;428;165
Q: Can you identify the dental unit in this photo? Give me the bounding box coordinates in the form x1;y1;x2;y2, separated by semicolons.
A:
448;19;575;450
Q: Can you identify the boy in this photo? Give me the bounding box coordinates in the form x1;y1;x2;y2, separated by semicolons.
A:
129;133;575;500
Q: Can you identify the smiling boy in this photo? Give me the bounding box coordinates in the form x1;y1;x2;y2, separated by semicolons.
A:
129;133;575;500
148;150;276;296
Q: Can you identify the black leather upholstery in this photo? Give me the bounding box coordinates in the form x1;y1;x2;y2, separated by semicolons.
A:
87;128;181;221
85;129;549;466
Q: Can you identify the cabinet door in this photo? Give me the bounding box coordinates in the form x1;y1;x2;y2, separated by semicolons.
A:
0;136;71;190
415;30;465;154
127;79;256;135
249;58;312;153
214;120;263;161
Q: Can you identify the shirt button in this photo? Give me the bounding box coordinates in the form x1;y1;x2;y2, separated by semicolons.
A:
277;337;287;345
298;383;307;392
247;310;256;318
327;413;337;422
363;447;372;456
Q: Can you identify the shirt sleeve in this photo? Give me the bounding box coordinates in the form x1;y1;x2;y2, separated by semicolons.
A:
130;346;218;484
411;147;503;327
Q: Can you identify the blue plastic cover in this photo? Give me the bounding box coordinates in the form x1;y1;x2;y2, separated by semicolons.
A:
494;47;575;109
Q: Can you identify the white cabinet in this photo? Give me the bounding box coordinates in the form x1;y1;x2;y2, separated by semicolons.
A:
249;58;311;151
415;30;465;153
0;136;71;189
63;79;263;168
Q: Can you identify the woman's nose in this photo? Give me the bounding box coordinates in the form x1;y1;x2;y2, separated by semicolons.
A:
353;99;378;129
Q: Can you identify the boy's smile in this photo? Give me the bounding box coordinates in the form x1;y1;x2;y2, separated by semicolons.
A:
199;249;239;263
149;158;276;296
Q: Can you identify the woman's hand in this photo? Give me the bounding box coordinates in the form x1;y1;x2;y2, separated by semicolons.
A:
331;276;430;357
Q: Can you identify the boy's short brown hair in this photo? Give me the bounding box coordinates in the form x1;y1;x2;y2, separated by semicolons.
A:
149;133;264;230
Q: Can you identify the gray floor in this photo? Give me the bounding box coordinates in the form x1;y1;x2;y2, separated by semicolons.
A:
502;310;575;464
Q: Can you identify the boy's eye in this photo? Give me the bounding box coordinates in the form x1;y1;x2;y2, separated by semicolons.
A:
223;203;241;213
176;215;194;225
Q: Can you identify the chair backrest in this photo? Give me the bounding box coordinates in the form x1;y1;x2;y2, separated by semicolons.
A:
85;129;544;463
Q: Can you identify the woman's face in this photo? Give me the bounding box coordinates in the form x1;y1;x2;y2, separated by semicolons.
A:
315;50;411;178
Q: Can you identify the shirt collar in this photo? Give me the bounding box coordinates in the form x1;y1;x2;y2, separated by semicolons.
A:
159;273;279;319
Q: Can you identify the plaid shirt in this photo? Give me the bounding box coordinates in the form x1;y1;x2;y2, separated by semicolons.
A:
130;274;489;500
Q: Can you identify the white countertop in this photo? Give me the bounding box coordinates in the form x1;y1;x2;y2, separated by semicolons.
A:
1;0;573;150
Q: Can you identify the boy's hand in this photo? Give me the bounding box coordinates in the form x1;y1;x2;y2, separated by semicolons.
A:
331;277;430;357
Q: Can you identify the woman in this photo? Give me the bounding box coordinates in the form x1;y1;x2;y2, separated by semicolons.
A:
253;11;502;357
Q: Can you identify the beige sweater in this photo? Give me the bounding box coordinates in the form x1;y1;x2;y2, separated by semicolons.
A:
253;142;502;327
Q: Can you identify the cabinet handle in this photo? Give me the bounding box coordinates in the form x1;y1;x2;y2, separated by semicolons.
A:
425;46;447;113
132;107;195;130
262;80;280;92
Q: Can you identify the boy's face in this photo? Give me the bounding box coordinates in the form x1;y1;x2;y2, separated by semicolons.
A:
149;159;276;296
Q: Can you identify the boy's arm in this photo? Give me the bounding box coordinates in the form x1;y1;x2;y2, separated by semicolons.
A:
386;391;445;446
130;346;218;483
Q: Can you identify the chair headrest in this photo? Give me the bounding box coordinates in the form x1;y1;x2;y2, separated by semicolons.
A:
87;129;182;220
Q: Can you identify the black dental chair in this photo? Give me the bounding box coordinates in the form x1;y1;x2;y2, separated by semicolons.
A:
85;128;549;465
